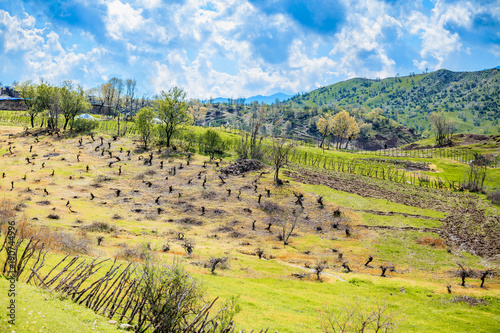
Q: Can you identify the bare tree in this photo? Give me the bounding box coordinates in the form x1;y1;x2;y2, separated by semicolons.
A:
321;301;400;333
314;259;328;281
455;263;472;287
269;139;294;185
125;78;137;114
462;153;487;192
109;78;124;136
430;112;455;146
207;257;229;274
279;209;302;246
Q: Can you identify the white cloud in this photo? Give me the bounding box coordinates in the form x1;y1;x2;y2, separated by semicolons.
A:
404;1;482;70
0;10;45;52
0;9;105;84
330;0;400;79
106;0;145;40
2;0;500;98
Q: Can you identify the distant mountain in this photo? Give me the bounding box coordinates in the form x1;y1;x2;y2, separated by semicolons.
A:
206;93;292;105
245;93;292;104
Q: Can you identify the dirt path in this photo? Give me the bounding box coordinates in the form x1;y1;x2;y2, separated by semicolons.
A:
356;224;439;233
352;209;441;220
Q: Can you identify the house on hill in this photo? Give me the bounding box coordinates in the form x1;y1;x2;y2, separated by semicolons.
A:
0;86;25;111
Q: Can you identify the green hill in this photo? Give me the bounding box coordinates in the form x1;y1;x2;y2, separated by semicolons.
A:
287;68;500;137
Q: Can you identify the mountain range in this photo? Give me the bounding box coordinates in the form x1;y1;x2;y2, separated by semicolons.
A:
205;93;292;105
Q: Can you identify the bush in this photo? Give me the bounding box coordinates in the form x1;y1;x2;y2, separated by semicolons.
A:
201;129;225;160
134;258;237;332
56;231;92;254
71;118;98;133
320;300;400;333
83;222;114;233
490;189;500;204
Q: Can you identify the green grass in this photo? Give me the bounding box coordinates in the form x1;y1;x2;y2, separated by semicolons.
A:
0;276;121;333
199;272;500;333
1;124;499;332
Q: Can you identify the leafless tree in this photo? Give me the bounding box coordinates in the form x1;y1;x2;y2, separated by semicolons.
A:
479;269;496;288
430;112;455;146
455;263;472;287
320;301;400;333
462;153;487;192
279;209;302;246
314;259;328;281
207;257;229;274
181;239;195;255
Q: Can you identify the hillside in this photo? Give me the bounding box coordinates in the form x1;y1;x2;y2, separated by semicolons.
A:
0;125;499;332
201;98;420;150
287;68;500;136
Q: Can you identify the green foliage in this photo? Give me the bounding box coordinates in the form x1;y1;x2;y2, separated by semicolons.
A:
289;68;500;136
201;128;225;159
60;81;91;130
70;118;98;133
135;107;155;149
156;86;192;147
138;259;201;331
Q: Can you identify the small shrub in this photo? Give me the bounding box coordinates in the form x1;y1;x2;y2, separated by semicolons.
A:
181;239;195;255
416;237;446;248
0;199;17;224
116;247;142;260
71;118;98;133
205;256;230;273
116;244;151;261
57;232;92;254
489;189;500;204
260;201;284;214
201;191;217;200
47;213;60;220
83;222;114;233
451;296;489;307
178;217;203;226
320;301;400;333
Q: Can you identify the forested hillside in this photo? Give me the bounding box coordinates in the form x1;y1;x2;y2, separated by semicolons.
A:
287;68;500;136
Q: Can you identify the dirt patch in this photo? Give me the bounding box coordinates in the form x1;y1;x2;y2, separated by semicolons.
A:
455;133;500;147
178;217;203;226
439;200;500;258
451;296;489;306
285;168;461;212
365;158;431;171
356;224;439;233
354;209;439;220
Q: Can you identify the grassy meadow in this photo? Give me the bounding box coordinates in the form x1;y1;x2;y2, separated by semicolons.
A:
0;123;499;332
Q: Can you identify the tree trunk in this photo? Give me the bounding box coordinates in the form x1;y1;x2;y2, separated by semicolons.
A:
319;134;326;148
63;118;69;130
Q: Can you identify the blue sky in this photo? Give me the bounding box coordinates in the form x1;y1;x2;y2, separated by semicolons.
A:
0;0;499;99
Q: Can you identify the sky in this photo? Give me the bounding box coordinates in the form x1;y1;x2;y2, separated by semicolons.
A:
0;0;499;99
